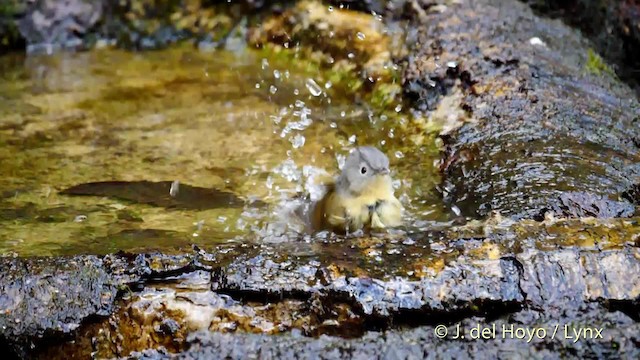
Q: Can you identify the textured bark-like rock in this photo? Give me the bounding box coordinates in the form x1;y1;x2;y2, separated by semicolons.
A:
0;252;196;358
400;0;640;220
212;247;640;317
0;256;120;357
1;231;639;358
141;311;640;359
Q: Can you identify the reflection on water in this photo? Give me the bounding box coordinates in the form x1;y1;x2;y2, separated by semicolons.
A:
0;46;446;256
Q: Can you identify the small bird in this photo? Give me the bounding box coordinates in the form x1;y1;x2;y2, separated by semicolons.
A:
311;146;403;234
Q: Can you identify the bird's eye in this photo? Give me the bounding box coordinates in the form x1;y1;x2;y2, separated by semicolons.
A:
360;166;367;174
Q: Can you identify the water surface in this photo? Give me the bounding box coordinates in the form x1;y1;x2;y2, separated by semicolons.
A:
0;46;446;256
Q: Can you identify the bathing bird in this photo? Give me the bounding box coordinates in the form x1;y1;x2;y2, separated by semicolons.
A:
311;146;403;234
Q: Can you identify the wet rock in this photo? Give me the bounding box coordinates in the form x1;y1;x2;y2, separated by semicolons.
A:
623;184;640;205
2;220;639;357
0;256;123;357
212;247;640;318
521;0;640;96
102;0;215;50
248;0;394;81
212;254;524;317
11;0;276;52
400;0;640;219
175;311;640;359
0;252;204;358
547;192;636;219
17;0;103;52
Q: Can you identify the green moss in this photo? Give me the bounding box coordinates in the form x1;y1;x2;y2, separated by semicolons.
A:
585;48;616;78
369;83;403;110
256;44;403;113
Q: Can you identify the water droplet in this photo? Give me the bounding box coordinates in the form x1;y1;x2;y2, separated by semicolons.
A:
270;85;278;94
330;122;337;128
348;135;356;143
74;215;87;223
529;37;546;46
305;78;323;96
328;6;333;11
236;218;246;230
395;104;402;112
169;180;180;197
217;216;227;223
451;205;462;216
194;220;204;231
324;81;332;89
336;154;346;170
274;159;301;182
347;53;355;59
261;58;269;69
340;111;346;117
255;83;261;89
290;134;306;148
380;114;388;121
356;32;366;40
270;114;282;124
273;70;281;79
395;151;404;158
403;238;416;245
295;100;305;107
388;129;395;138
294;89;300;95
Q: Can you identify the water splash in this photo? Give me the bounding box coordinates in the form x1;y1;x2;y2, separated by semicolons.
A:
305;78;322;96
290;134;306;149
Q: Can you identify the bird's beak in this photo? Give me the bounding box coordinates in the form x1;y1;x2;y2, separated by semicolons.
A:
378;168;390;175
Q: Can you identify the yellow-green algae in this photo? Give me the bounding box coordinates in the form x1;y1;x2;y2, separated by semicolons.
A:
585;48;616;78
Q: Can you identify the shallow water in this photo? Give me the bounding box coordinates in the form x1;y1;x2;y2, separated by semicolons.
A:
0;46;447;256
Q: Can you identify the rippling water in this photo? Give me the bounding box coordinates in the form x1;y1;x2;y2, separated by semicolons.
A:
0;46;447;256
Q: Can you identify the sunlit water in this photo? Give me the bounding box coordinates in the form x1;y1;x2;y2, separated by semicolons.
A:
0;46;448;256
